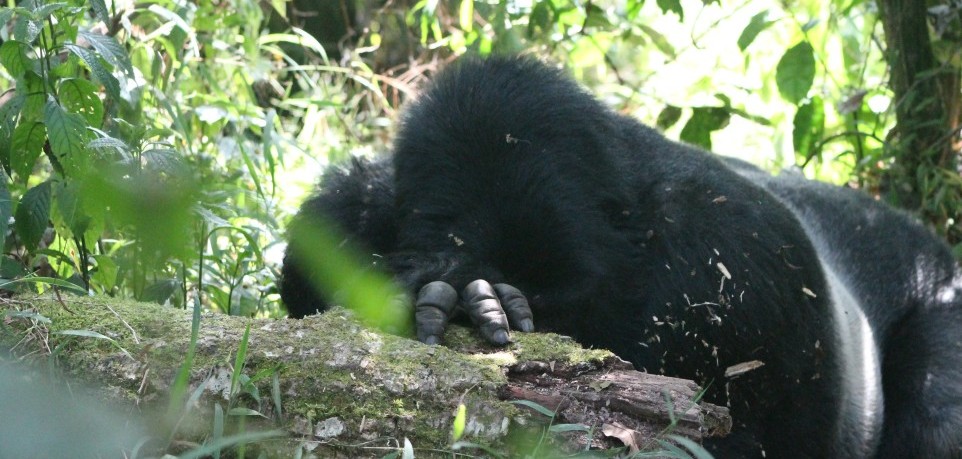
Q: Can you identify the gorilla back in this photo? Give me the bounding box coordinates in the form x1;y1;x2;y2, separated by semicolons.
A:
280;57;962;458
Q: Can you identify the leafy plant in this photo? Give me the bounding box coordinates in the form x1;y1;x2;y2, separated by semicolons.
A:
0;0;298;314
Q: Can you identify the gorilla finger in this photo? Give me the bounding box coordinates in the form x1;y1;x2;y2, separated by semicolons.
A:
493;283;534;332
463;279;511;345
415;281;458;345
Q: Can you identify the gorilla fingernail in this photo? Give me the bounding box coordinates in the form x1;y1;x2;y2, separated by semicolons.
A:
490;329;509;345
518;319;534;332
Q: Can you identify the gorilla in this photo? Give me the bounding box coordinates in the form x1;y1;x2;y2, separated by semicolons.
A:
280;56;962;458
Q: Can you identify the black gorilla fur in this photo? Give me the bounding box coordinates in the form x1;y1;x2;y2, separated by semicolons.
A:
280;57;962;457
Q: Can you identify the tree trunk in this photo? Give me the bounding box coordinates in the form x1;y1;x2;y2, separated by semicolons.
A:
878;0;962;244
0;295;730;457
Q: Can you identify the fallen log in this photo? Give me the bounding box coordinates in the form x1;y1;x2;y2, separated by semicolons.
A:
0;295;730;457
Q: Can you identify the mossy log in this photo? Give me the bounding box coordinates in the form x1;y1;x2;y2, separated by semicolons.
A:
0;295;730;457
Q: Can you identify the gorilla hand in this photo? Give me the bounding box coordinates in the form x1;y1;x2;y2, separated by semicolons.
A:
414;280;534;345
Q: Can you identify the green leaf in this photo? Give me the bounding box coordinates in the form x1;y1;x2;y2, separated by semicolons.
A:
458;0;473;32
64;44;120;100
0;257;27;279
528;2;552;37
4;309;51;323
509;399;556;417
142;148;187;176
58;78;104;127
626;0;644;21
56;329;113;340
656;0;683;20
738;11;773;51
680;106;731;149
792;95;825;163
142;278;180;304
78;30;134;77
238;376;257;398
43;99;91;172
262;109;277;184
0;172;12;251
0;40;31;77
0;8;14;27
88;136;131;155
584;4;612;29
548;423;591;433
638;24;675;58
287;216;408;333
13;14;42;43
656;439;695;458
14;180;52;252
0;276;86;294
168;296;202;420
212;403;225;459
271;372;282;420
18;71;46;122
657;105;683;130
10;121;45;180
451;403;466;442
800;18;819;32
91;254;118;291
53;179;82;234
0;94;24;168
665;434;716;459
230;323;251;397
33;3;68;20
195;206;231;228
776;41;816;104
226;407;266;417
727;106;773;126
419;10;430;44
88;0;110;25
171;430;284;459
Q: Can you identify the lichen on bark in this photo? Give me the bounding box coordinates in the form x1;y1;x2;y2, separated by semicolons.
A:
0;294;647;457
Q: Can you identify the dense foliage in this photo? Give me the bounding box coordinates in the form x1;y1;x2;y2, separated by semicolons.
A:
0;0;959;319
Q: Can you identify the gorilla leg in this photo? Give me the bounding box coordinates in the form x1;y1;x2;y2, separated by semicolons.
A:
728;159;962;457
879;297;962;457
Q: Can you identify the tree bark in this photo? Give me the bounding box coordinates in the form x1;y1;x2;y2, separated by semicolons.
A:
878;0;962;244
0;295;729;457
